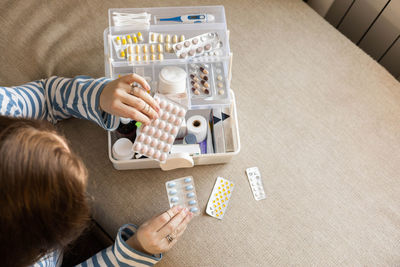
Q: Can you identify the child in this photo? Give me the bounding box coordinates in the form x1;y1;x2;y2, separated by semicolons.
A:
0;74;193;267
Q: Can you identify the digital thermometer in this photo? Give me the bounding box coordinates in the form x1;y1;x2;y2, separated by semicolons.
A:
159;14;215;23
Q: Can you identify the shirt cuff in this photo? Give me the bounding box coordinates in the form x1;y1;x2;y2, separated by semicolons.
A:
92;78;119;131
113;224;162;266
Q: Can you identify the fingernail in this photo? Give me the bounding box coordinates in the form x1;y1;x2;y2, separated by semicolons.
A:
176;205;183;211
189;212;194;218
184;208;189;214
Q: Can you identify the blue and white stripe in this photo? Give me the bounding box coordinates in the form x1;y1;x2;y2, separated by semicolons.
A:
0;76;119;130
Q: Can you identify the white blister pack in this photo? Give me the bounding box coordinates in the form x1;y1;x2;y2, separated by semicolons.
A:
172;32;223;59
165;176;200;215
132;94;187;162
206;177;234;219
246;167;266;201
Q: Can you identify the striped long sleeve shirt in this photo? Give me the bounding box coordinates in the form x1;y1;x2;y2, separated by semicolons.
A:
1;76;162;266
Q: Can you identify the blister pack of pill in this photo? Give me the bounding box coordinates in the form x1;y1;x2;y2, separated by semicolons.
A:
172;32;223;59
206;177;234;219
211;62;227;97
112;32;144;50
165;176;200;215
246;167;266;201
149;32;185;44
117;43;165;62
132;94;186;162
188;63;212;97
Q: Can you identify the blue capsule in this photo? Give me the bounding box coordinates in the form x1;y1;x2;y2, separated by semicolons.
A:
184;177;192;183
188;200;197;205
187;192;195;198
169;189;177;195
171;197;179;203
190;207;198;213
185;185;194;191
168;182;176;188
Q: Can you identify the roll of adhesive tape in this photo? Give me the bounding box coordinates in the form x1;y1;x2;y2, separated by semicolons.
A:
158;66;187;95
112;138;134;160
187;115;207;143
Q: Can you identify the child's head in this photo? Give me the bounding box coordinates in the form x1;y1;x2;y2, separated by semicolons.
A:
0;116;90;267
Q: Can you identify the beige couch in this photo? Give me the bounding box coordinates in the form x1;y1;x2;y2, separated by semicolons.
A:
1;0;400;266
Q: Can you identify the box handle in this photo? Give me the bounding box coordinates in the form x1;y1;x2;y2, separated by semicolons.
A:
159;153;194;171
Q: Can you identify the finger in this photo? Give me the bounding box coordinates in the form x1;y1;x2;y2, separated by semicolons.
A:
158;208;189;238
121;73;151;91
147;206;183;231
172;212;193;239
116;102;151;124
120;93;158;120
129;86;160;112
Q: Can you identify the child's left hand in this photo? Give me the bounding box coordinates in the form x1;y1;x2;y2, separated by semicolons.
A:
100;74;160;125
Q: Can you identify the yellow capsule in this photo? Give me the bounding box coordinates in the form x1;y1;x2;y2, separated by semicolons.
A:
219;191;221;194
126;35;132;44
213;204;216;208
216;214;219;217
216;198;219;201
135;55;141;61
151;33;156;42
218;187;221;189
157;43;163;53
128;55;133;62
135;45;140;54
221;199;224;203
120;50;125;58
220;211;223;214
165;34;171;43
223;204;226;207
118;74;121;78
150;44;155;53
212;200;215;203
115;36;121;45
217;202;220;205
128;46;133;54
227;186;230;189
223;188;225;192
218;207;221;210
215;193;218;197
165;43;171;53
228;190;231;194
172;35;178;43
179;34;185;42
150;54;156;61
158;53;164;61
122;38;126;45
143;54;148;61
221;185;224;187
225;197;228;200
158;33;163;43
230;183;233;186
133;36;138;44
137;32;143;42
143;45;148;53
224;193;227;196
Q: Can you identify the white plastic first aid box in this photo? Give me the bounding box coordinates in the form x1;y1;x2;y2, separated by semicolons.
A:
104;6;240;170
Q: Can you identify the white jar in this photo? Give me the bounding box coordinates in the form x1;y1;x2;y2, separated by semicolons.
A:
158;66;187;95
112;138;134;160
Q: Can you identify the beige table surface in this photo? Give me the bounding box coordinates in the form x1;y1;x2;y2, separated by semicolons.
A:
1;0;400;266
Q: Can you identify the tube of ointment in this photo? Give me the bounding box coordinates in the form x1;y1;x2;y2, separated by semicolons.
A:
171;144;201;155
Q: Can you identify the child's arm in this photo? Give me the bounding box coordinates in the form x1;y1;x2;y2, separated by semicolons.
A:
0;74;159;130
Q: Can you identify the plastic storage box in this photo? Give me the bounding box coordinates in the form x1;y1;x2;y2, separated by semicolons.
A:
104;6;240;170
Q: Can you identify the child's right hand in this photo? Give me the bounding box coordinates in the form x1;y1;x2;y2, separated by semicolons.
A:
99;74;160;125
126;206;194;255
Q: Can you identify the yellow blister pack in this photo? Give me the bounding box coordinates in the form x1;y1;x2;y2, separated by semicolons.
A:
206;177;234;219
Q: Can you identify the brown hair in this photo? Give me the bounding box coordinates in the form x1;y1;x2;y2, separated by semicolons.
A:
0;116;90;267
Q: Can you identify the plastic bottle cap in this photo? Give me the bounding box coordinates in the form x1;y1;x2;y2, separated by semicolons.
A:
112;138;134;160
120;117;131;124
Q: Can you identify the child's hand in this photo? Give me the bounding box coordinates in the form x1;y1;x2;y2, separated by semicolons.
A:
126;206;194;255
100;74;160;124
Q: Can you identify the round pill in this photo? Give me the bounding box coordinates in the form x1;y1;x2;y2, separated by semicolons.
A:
154;129;162;138
158;109;164;117
164;123;172;132
147;148;154;157
171;126;178;135
184;177;192;183
171;197;179;203
152;119;160;127
217;75;223;81
160;153;167;161
184;41;190;47
161;132;168;141
153;150;161;159
138;134;145;142
133;143;142;151
178;109;186;117
166;103;173;112
174;118;182;126
163;144;171;152
169;189;177;195
190;207;198;213
140;146;148;154
160;100;167;108
167;136;174;144
172;35;178;43
168;115;175;123
187;192;195;198
218;89;224;95
162;112;169;121
188;50;195;56
171;106;179;114
216;68;222;74
159;121;166;129
189;200;197;205
150;139;158;147
176;44;182;50
180;52;187;58
196;47;203;53
142;125;149;133
185;185;194;191
144;136;151;144
192;38;199;45
157;142;164;150
218;82;223;88
204;44;211;51
168;182;176;188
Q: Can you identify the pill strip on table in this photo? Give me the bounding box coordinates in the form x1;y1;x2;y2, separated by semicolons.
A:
165;176;200;215
206;177;235;219
246;167;266;201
